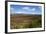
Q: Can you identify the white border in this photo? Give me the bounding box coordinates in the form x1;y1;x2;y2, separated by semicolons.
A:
7;2;44;32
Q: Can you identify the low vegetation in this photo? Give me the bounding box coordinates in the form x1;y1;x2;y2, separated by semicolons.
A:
10;14;42;29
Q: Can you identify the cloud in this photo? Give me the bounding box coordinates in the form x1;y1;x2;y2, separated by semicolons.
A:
15;11;26;14
22;7;30;10
16;12;22;13
32;8;36;11
22;7;36;12
38;7;41;9
10;8;16;14
30;12;41;15
10;7;14;11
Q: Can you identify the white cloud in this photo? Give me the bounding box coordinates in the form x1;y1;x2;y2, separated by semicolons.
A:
10;8;15;14
31;12;36;14
22;7;36;12
31;12;41;14
15;11;26;14
39;7;41;8
22;7;30;10
10;7;14;11
16;12;22;13
32;8;36;11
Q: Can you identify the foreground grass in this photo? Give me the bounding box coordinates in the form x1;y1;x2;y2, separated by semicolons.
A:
10;15;42;29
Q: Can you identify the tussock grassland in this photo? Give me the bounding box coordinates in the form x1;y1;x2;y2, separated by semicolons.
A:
10;14;42;29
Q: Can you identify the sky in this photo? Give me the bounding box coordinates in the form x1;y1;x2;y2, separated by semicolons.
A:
10;5;42;15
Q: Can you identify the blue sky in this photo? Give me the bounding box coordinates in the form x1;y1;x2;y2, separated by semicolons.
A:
10;5;42;15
